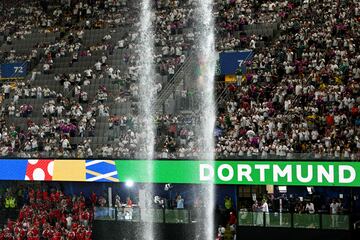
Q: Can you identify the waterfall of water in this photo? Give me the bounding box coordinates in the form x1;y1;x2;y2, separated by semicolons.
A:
195;0;217;239
137;0;156;239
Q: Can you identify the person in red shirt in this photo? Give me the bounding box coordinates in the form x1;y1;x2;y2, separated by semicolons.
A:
27;227;35;240
18;210;25;222
51;230;62;240
32;226;39;238
73;201;80;215
4;229;14;240
72;211;79;222
90;192;97;206
81;209;90;227
85;227;92;240
14;225;21;240
42;228;49;239
228;212;237;226
7;219;15;230
40;212;48;225
326;114;334;126
60;213;67;227
76;227;86;240
36;189;42;201
43;190;49;201
29;188;35;203
67;230;76;240
79;200;86;211
50;192;56;203
55;190;61;202
20;227;26;240
71;222;79;233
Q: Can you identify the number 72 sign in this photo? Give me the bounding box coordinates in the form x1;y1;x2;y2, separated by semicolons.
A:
14;66;24;74
0;62;28;79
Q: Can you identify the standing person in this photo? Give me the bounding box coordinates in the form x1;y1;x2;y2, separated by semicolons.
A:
224;195;233;214
176;195;184;209
228;211;237;238
126;197;132;207
260;199;269;226
3;82;11;99
81;209;90;227
66;214;72;230
330;199;340;228
176;195;184;223
305;200;316;227
252;200;259;226
90;192;97;207
305;201;315;214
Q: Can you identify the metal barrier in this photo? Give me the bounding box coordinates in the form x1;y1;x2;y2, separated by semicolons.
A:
94;207;116;220
95;207;192;224
0;152;359;160
238;211;350;230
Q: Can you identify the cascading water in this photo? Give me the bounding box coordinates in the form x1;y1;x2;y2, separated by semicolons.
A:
134;0;215;238
136;0;156;239
195;0;217;239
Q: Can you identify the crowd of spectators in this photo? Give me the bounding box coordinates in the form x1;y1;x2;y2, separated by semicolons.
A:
215;0;360;159
0;0;75;65
0;0;358;159
216;0;292;29
0;185;93;240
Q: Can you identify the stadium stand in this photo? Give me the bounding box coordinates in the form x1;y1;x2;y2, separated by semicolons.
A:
0;184;93;240
0;0;358;161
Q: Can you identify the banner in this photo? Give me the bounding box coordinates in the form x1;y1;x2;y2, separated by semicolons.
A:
224;75;237;83
0;159;359;187
219;51;253;75
0;62;28;79
116;161;360;187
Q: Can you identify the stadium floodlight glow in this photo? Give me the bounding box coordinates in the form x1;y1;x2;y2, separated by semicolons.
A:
125;180;134;188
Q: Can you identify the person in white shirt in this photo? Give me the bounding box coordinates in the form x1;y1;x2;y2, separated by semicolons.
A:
94;61;102;72
250;39;256;49
86;147;93;158
8;104;15;116
84;69;93;79
118;39;125;48
330;199;340;227
43;63;50;74
61;137;70;149
260;199;269;213
256;199;269;226
101;55;107;65
305;201;315;214
66;214;73;230
6;35;12;45
63;80;71;90
3;83;11;99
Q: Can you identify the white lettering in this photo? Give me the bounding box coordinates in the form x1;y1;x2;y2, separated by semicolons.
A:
237;164;253;182
273;165;292;182
218;164;234;182
200;164;214;181
14;66;23;74
296;165;313;183
317;165;334;183
255;164;270;182
339;165;356;184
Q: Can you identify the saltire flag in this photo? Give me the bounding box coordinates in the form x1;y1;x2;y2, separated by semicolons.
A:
85;160;119;182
